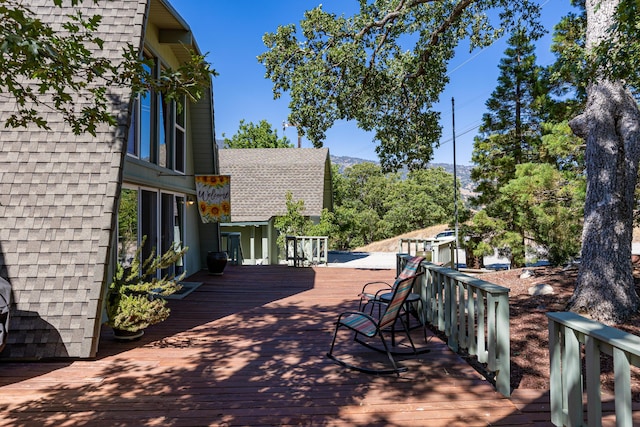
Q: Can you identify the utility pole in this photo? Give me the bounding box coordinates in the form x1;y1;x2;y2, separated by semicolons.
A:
452;97;459;269
282;121;301;148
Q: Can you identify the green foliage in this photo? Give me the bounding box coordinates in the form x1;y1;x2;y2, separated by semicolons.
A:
460;211;497;259
383;167;458;236
117;188;138;249
306;208;338;239
468;24;588;267
590;0;640;92
274;163;459;252
0;1;215;135
546;2;587;108
329;162;458;250
259;0;544;171
106;238;188;332
273;191;313;252
471;27;550;267
501;162;584;265
223;119;293;148
334;163;392;248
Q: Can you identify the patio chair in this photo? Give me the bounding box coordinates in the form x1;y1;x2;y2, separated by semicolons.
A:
327;272;427;375
357;255;424;313
357;255;425;344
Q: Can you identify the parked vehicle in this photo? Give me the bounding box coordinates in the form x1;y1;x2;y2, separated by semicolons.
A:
434;230;456;241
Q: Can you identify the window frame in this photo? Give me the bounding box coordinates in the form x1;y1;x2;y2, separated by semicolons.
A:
126;49;187;175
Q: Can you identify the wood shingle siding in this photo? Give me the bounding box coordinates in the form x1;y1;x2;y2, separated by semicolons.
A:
218;148;332;223
0;0;218;360
0;0;147;360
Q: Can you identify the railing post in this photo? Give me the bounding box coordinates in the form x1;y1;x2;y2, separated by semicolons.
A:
446;276;458;351
495;292;510;397
564;323;584;426
614;347;632;426
476;290;487;364
323;236;328;265
548;317;563;426
584;335;602;425
458;282;467;348
467;287;477;356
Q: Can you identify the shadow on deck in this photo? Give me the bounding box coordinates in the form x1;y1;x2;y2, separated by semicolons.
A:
0;264;553;426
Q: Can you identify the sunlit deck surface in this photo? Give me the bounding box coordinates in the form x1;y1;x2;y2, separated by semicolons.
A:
0;264;555;426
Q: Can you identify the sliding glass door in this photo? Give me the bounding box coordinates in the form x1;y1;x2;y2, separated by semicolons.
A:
117;187;185;277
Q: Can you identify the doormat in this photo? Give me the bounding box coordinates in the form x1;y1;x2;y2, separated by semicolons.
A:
164;282;203;300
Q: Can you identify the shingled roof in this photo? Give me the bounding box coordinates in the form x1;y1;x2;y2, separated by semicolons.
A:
0;0;213;360
218;148;332;223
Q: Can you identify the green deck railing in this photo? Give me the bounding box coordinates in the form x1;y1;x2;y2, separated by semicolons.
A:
398;254;511;396
285;235;328;267
548;312;640;427
397;238;455;268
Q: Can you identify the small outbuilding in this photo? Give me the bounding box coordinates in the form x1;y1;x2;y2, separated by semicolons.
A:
218;148;333;265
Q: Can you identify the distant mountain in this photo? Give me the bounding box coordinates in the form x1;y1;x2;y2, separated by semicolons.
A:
330;155;476;202
329;155;377;172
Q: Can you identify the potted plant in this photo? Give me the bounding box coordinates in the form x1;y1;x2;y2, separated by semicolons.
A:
106;239;188;340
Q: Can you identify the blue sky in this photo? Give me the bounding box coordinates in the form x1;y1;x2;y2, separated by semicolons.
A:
172;1;578;166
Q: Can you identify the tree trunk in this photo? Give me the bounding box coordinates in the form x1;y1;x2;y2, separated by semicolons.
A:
567;0;640;324
465;233;485;269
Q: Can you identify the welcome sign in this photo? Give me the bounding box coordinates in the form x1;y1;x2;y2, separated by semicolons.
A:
195;175;231;223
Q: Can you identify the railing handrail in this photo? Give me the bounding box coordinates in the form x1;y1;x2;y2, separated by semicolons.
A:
398;253;511;397
285;235;328;267
548;311;640;427
398;238;456;268
424;262;510;294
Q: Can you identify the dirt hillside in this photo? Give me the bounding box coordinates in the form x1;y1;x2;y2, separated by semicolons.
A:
354;224;451;252
356;225;640;253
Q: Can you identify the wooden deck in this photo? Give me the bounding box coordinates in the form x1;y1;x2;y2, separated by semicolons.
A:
0;264;554;426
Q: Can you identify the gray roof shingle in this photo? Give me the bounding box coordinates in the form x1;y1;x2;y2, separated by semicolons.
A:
0;0;147;359
218;148;332;223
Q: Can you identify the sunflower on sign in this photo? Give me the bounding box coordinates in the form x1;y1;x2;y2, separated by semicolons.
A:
195;175;231;223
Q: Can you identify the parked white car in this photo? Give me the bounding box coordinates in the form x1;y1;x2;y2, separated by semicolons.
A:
434;230;456;241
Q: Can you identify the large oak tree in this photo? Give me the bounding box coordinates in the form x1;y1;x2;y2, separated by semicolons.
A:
565;0;640;323
260;0;640;323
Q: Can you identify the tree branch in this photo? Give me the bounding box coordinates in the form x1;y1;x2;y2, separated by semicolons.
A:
356;0;439;38
355;0;477;80
412;0;476;78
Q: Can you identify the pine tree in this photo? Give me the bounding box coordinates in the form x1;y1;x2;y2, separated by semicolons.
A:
471;27;549;267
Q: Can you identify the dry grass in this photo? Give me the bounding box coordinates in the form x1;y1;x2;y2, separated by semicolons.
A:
354;224;451;252
357;225;640;253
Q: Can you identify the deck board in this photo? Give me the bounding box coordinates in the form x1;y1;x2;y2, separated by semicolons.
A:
0;265;555;426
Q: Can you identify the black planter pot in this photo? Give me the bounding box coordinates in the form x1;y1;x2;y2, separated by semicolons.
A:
207;251;228;275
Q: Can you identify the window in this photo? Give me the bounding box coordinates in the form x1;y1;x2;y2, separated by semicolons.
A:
174;100;186;173
126;99;138;157
117;188;139;266
140;60;153;162
117;187;186;277
126;51;186;173
158;83;169;168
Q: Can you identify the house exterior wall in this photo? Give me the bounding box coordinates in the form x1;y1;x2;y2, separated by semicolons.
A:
119;5;217;282
222;224;271;265
0;0;217;360
0;1;148;359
